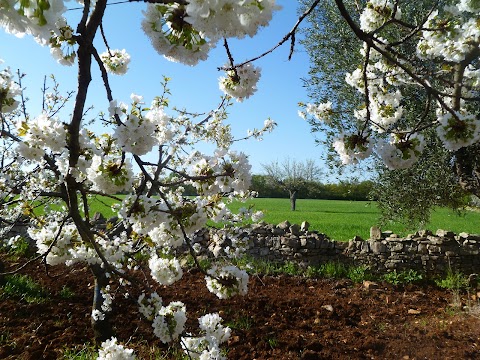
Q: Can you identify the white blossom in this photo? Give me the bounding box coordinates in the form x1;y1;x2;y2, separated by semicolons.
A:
219;63;261;102
100;49;131;75
86;155;134;194
333;133;373;165
377;133;425;170
149;255;183;286
359;0;401;33
205;265;248;299
141;3;214;65
152;301;187;343
97;337;136;360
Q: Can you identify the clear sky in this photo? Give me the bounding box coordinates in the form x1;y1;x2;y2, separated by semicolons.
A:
0;0;328;176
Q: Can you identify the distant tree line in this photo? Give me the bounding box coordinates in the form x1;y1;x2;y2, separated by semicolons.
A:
250;175;374;201
178;174;374;201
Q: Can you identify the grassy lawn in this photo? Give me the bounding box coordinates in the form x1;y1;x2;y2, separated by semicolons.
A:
227;198;480;241
33;196;480;241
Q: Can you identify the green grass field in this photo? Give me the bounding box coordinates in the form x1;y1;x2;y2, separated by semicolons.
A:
38;196;480;241
227;198;480;241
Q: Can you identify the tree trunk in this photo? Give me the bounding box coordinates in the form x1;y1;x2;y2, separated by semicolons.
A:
455;145;480;198
90;263;114;344
289;190;298;211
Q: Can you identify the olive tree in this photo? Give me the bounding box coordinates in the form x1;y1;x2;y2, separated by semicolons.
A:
299;0;479;226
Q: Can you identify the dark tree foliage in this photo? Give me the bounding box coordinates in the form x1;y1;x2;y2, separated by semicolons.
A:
372;134;469;228
250;174;374;201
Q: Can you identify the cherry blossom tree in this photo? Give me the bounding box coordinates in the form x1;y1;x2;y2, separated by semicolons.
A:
0;0;279;357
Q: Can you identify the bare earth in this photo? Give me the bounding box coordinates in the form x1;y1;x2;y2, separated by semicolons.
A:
1;256;480;359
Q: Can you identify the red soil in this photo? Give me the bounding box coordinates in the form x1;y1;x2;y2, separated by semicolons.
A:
1;256;480;359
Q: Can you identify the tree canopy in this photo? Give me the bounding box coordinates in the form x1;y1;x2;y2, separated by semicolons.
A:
299;0;479;225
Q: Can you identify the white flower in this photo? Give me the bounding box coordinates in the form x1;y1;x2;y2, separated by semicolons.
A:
130;93;143;104
108;100;128;117
181;313;230;359
138;292;163;320
219;64;261;102
186;0;280;40
457;0;480;14
0;65;21;113
50;46;76;66
198;313;231;344
86;155;134;194
152;301;187;343
304;101;334;123
205;265;248;299
113;112;157;156
436;108;480;151
377;133;425;170
148;255;183;286
141;3;214;65
219;63;261;102
251;210;264;222
333;133;373;165
97;337;136;360
16;113;67;161
359;0;401;32
100;49;131;75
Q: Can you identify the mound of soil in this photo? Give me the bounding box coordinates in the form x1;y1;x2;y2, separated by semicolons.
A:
1;255;480;359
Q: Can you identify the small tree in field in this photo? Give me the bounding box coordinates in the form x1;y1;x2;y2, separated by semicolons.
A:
262;158;322;210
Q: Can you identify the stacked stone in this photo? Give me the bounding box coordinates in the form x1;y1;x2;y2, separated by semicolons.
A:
347;228;480;275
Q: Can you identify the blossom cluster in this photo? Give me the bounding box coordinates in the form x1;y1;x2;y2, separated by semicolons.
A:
142;0;279;65
219;63;261;102
92;286;114;321
189;149;252;197
205;265;249;299
0;61;21;113
16;113;67;161
29;218;133;268
359;0;401;33
333;133;373;165
0;0;66;43
148;254;183;286
97;337;136;360
298;101;333;123
246;118;277;141
377;133;425;170
152;301;187;343
417;4;480;63
182;313;231;360
100;49;131;75
86;155;134;194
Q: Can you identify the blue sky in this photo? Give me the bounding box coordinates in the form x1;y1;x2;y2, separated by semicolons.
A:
0;0;327;176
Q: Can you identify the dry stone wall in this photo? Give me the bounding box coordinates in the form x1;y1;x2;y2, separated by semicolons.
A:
197;221;480;276
4;215;480;276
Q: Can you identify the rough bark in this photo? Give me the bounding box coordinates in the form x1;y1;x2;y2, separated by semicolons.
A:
289;190;298;211
90;263;113;344
455;144;480;198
